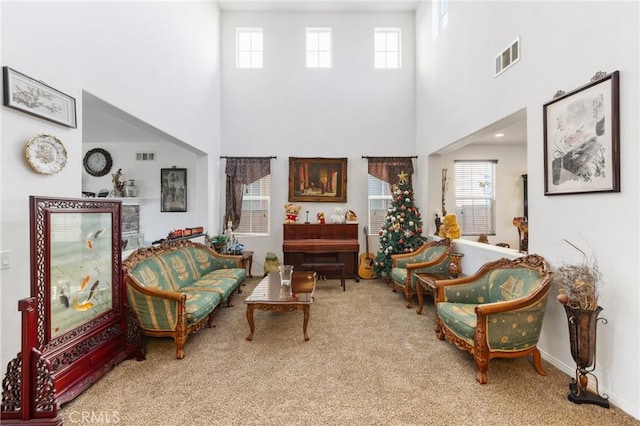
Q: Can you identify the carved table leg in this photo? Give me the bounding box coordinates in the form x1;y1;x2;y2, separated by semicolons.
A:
416;282;424;315
245;305;255;341
302;305;310;341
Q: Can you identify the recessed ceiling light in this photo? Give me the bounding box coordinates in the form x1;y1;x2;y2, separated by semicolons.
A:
494;133;505;138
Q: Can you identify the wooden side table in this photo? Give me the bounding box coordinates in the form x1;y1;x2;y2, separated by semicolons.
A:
415;273;449;315
241;251;254;278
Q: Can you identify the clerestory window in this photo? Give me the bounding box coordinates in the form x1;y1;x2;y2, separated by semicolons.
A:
236;27;263;69
306;27;332;68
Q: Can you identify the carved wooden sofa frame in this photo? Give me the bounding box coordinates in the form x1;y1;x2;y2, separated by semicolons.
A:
390;238;452;308
123;240;245;359
434;254;552;384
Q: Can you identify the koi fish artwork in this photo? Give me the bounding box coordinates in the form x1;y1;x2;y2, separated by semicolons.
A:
86;280;100;303
80;275;91;291
85;228;106;250
59;290;69;308
71;296;94;311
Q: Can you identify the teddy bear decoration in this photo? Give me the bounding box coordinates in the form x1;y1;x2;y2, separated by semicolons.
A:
438;213;461;239
330;207;345;224
284;203;301;224
316;212;326;224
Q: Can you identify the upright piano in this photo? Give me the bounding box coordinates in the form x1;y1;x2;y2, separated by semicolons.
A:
283;223;359;279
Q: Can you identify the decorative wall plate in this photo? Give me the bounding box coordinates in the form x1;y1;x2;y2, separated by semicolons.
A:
25;134;67;175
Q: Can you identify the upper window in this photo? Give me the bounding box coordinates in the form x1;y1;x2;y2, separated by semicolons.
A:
235;175;270;235
374;28;401;69
367;175;393;235
454;160;497;235
306;28;332;68
236;27;263;69
432;0;449;40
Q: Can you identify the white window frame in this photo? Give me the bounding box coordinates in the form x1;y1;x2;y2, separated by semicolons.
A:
305;27;332;68
236;27;263;69
432;0;449;40
235;175;270;235
374;28;401;69
454;160;497;236
367;175;393;235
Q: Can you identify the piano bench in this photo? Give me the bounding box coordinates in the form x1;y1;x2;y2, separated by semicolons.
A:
300;262;346;291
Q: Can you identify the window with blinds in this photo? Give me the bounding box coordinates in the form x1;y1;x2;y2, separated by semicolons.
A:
235;175;270;235
454;160;496;235
368;175;392;235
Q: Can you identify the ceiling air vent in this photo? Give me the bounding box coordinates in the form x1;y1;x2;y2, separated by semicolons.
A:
494;37;520;77
136;152;156;161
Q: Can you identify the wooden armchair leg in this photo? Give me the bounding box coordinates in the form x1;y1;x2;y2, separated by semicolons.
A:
532;348;546;376
404;290;413;309
175;331;187;360
475;367;488;384
474;352;489;384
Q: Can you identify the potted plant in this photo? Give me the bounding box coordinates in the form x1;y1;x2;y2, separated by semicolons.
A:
554;240;609;408
208;235;228;253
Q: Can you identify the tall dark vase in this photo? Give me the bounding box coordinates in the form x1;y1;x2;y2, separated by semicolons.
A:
563;305;610;408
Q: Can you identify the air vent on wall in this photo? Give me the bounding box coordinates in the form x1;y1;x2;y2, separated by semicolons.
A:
494;37;520;77
136;152;156;161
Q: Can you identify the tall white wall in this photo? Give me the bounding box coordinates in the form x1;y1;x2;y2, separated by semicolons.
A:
0;1;221;369
220;11;416;271
416;1;639;418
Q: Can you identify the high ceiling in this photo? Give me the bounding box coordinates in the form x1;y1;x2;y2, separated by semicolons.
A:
84;1;527;149
217;0;420;12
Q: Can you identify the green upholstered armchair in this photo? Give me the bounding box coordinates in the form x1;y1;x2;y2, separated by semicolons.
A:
390;238;452;308
434;254;552;384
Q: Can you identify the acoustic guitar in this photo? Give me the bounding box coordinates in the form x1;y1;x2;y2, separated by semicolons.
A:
358;226;376;279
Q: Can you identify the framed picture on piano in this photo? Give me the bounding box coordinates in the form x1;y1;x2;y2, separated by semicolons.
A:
288;157;347;203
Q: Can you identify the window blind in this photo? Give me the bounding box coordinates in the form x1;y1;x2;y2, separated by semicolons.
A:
454;160;497;235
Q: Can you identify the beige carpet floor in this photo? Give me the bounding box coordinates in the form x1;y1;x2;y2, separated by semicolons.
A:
59;277;638;425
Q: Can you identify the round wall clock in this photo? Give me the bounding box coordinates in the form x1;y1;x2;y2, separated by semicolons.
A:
25;134;68;175
83;148;113;177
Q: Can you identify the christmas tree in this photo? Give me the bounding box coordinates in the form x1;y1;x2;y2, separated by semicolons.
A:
372;171;426;278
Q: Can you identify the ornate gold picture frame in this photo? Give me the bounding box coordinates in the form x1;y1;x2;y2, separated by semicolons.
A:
288;157;347;203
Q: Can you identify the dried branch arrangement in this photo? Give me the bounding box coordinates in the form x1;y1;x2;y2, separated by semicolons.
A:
441;168;450;215
555;239;602;310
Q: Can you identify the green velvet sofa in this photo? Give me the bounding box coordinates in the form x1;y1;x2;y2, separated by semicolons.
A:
434;254;552;384
123;239;246;359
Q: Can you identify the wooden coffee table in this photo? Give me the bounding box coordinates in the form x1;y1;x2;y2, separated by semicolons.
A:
244;271;317;341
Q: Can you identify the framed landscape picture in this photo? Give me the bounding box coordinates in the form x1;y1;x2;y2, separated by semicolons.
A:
543;71;620;195
289;157;347;202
